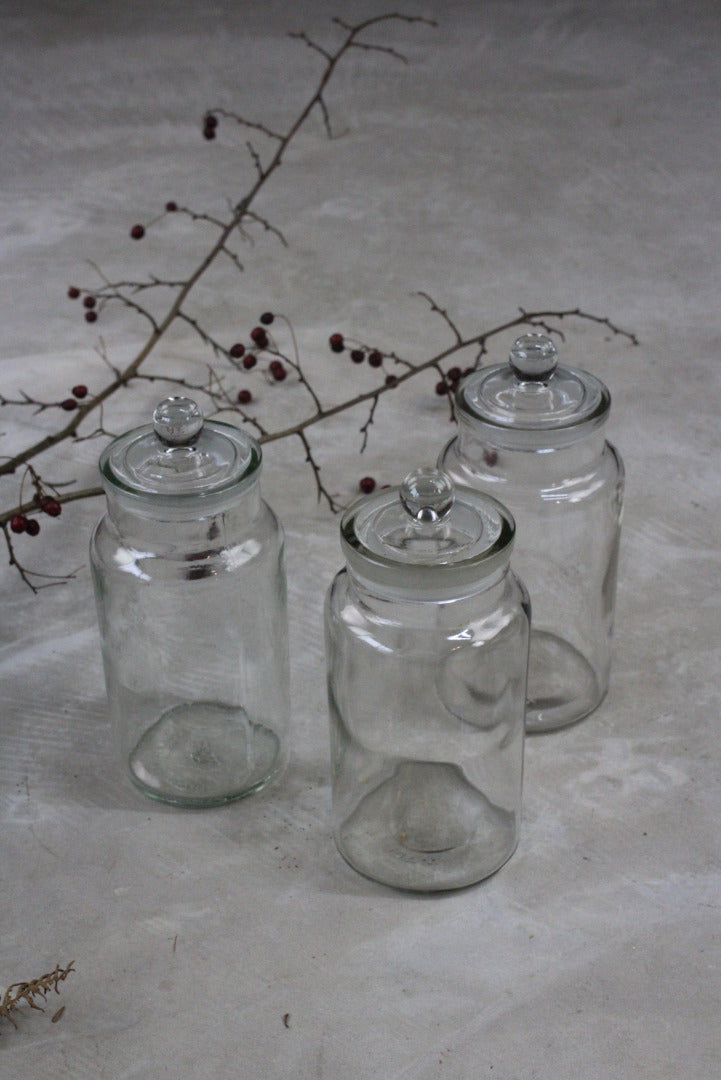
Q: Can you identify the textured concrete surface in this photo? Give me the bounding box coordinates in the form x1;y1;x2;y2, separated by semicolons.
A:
1;1;719;1076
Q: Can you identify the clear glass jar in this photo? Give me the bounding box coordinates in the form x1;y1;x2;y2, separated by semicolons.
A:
325;467;529;892
90;397;290;807
439;333;624;732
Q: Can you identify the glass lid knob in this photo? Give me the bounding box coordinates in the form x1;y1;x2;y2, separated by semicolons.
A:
400;467;455;524
153;397;204;446
509;333;558;381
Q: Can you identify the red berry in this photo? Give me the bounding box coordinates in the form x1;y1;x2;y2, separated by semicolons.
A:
250;327;269;348
165;200;178;212
40;497;62;517
385;374;398;387
229;343;246;359
83;295;96;309
435;380;448;396
483;449;499;468
61;398;78;411
72;384;88;399
130;224;145;240
242;354;257;370
329;333;344;353
368;350;383;368
85;310;98;323
259;311;274;326
202;114;218;140
10;514;27;534
237;389;252;405
269;360;286;381
359;476;376;494
25;518;40;537
350;349;365;364
447;366;462;383
67;286;80;300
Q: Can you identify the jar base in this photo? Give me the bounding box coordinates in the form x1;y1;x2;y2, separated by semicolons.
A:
128;700;282;808
526;630;604;732
336;762;518;892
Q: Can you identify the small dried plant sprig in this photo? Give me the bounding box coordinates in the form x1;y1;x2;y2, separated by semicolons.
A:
0;962;75;1032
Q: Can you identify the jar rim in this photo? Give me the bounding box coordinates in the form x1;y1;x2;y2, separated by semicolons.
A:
340;481;515;595
99;416;262;508
456;361;610;448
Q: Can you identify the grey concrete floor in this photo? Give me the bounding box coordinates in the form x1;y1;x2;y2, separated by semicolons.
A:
1;1;719;1076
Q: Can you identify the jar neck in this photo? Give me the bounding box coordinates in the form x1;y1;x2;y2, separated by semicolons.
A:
456;411;609;467
103;478;263;543
346;559;510;607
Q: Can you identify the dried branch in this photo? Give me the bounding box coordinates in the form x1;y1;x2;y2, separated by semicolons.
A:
260;305;637;448
296;429;341;512
1;14;429;479
0;12;637;592
207;107;285;143
359;392;381;453
416;290;464;346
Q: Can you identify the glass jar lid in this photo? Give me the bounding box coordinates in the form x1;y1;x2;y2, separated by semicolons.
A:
341;467;514;595
99;396;261;507
458;333;610;448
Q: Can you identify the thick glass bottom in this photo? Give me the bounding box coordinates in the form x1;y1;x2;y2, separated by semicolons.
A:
526;629;604;732
128;700;281;808
336;762;518;892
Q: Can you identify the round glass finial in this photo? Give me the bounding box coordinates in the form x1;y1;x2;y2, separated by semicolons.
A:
509;333;558;381
153;397;204;445
400;467;455;524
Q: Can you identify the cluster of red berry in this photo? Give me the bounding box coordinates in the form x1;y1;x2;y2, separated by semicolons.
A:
328;333;383;369
8;378;89;537
59;384;89;412
327;336;391;494
67;285;101;324
435;365;472;397
230;313;287;405
10;495;62;538
328;333;398;392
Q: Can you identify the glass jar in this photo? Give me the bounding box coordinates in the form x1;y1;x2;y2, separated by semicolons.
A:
90;397;290;807
439;333;624;732
324;467;529;892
